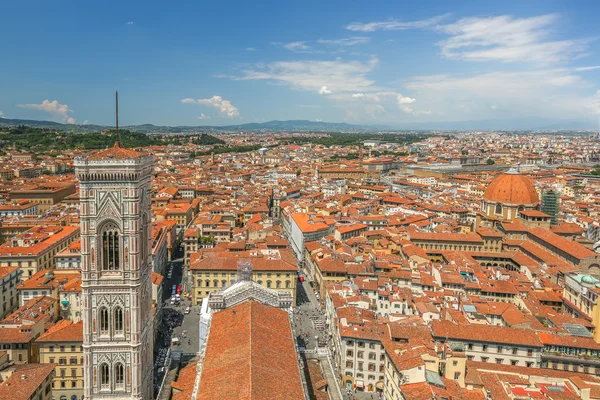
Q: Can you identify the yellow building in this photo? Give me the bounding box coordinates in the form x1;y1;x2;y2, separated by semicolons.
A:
0;225;79;281
36;320;84;400
190;247;297;305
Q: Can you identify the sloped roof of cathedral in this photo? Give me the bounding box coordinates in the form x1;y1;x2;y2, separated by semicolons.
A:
197;300;305;400
86;141;147;160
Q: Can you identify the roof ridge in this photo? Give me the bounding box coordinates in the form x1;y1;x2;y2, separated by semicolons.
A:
249;301;253;398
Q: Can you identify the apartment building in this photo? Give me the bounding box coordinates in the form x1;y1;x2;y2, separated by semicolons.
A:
0;362;55;400
562;273;600;342
9;183;76;212
335;326;387;392
36;320;84;400
284;212;334;262
0;266;21;319
0;225;79;280
431;320;542;368
16;269;80;307
190;248;297;304
0;200;38;218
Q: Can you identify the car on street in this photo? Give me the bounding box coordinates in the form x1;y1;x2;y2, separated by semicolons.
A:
171;285;176;295
185;306;191;314
176;285;182;294
170;298;176;305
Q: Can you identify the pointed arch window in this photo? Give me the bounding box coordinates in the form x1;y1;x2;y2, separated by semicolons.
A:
114;307;124;334
99;307;109;335
142;214;148;264
100;363;110;390
101;222;120;270
114;363;124;389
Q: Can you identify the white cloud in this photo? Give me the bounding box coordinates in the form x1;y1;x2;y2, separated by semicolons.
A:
405;69;599;119
246;47;257;51
490;105;498;110
126;21;134;25
315;118;322;122
346;14;450;32
319;86;332;95
576;66;600;72
0;111;4;118
437;14;589;63
182;96;239;118
17;99;75;123
317;37;370;46
198;113;210;120
352;93;365;98
83;120;89;125
397;94;416;104
284;41;310;52
400;106;413;113
365;104;386;118
236;58;379;94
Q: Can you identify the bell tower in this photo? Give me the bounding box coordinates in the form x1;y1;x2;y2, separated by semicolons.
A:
75;99;154;399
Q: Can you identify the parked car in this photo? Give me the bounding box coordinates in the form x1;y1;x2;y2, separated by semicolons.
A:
185;306;191;314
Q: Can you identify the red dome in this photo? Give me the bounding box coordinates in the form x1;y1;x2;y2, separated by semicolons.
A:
483;172;539;205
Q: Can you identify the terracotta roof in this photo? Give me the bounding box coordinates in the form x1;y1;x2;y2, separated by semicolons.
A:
197;301;305;400
431;320;543;347
86;141;145;160
36;320;83;343
483;172;539;205
528;228;598;260
0;327;33;344
0;363;55;400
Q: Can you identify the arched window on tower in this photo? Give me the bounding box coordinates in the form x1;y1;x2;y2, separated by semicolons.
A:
114;307;124;335
99;307;109;335
142;214;148;264
100;363;110;390
101;222;120;270
114;363;124;389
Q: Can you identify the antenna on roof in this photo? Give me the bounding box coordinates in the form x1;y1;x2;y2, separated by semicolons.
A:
115;89;121;145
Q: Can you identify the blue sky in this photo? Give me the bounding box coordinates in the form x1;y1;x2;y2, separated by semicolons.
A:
1;0;599;127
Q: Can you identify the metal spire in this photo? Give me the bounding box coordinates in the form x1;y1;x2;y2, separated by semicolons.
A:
116;89;120;145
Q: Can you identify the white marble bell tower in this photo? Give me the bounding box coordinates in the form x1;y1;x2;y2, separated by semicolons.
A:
75;141;154;400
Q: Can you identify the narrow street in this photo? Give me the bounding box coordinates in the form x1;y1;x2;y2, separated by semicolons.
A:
294;279;327;350
153;245;199;397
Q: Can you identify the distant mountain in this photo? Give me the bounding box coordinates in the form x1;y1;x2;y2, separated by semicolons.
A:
217;120;381;131
399;118;598;131
0;118;105;132
0;117;596;133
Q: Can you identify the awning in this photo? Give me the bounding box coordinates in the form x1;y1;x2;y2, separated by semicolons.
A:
61;300;69;305
355;380;364;387
376;381;384;390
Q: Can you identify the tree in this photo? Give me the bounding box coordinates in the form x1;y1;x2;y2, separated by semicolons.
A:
486;158;495;165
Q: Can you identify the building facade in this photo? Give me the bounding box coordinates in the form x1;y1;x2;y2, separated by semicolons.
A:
75;142;154;400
